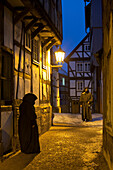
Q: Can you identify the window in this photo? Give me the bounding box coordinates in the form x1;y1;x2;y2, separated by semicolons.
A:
85;45;90;51
1;53;12;102
77;63;83;72
33;39;39;62
42;47;47;69
25;32;31;50
84;63;90;72
77;81;83;90
62;77;65;86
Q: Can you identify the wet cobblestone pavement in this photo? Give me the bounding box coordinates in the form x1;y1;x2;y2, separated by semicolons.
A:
0;114;109;170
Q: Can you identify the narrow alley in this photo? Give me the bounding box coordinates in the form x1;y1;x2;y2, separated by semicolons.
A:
0;113;109;170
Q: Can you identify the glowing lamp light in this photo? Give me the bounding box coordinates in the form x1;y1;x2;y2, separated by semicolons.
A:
55;46;65;63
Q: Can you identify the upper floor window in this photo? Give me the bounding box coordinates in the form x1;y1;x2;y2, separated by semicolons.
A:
25;32;31;50
42;47;47;69
76;63;83;72
84;63;90;72
33;39;39;62
1;53;12;102
85;45;90;51
77;81;83;91
62;77;65;86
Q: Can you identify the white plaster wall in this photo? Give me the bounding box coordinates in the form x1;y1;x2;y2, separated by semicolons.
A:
14;46;24;71
4;7;13;50
1;110;13;152
85;80;90;87
25;79;31;95
69;61;75;70
33;65;39;105
70;80;75;88
14;75;24;99
77;91;82;97
25;52;31;75
14;21;24;44
70;89;75;96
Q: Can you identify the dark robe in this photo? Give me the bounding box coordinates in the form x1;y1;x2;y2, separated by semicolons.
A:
79;90;93;121
18;97;40;154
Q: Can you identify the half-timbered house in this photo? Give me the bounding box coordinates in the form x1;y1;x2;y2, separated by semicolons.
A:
0;0;63;156
65;33;92;114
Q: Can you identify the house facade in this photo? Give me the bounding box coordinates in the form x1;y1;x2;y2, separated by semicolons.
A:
85;0;113;169
0;0;62;156
84;0;103;113
65;34;92;114
102;0;113;169
59;68;69;113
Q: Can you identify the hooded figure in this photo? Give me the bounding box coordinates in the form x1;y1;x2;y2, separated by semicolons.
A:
18;93;40;154
79;87;93;121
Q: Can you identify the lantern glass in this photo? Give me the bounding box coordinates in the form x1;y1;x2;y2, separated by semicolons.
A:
55;46;65;63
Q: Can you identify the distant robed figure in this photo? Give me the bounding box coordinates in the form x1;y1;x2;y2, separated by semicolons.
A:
18;93;40;154
79;87;93;122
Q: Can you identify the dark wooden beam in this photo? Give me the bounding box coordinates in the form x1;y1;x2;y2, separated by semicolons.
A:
79;73;83;77
76;51;81;58
25;18;39;32
85;51;91;57
69;57;90;61
46;39;56;51
33;23;44;27
69;77;92;80
23;16;35;20
14;6;26;11
86;72;91;77
42;37;54;47
14;8;29;24
31;24;45;39
69;65;75;77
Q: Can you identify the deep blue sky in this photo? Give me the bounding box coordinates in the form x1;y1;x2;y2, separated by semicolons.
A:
61;0;86;71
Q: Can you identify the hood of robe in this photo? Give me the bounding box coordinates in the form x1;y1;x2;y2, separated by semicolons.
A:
23;93;37;104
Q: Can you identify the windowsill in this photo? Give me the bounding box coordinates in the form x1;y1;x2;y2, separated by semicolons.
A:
33;59;40;66
25;46;31;52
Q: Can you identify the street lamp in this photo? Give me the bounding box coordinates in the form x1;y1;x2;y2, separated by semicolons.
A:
51;46;65;68
55;46;65;63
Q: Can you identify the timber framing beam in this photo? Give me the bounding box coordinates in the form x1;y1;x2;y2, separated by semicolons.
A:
69;77;92;80
24;16;35;20
31;24;45;39
14;8;30;24
69;57;90;61
76;51;81;58
46;39;56;51
42;37;54;47
25;18;39;32
85;51;90;57
14;6;26;11
69;65;75;77
86;72;91;77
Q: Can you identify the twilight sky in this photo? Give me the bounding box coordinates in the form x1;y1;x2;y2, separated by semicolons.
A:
61;0;86;71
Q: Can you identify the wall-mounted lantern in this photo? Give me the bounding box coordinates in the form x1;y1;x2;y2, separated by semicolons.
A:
55;46;65;63
51;46;65;68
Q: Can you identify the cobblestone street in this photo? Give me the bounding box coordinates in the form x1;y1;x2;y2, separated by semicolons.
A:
0;114;109;170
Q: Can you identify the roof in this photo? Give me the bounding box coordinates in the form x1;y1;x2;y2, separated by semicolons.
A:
64;33;90;63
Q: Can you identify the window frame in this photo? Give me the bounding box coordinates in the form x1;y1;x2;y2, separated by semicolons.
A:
25;32;31;51
76;63;83;72
0;51;12;104
77;81;83;91
84;62;90;72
